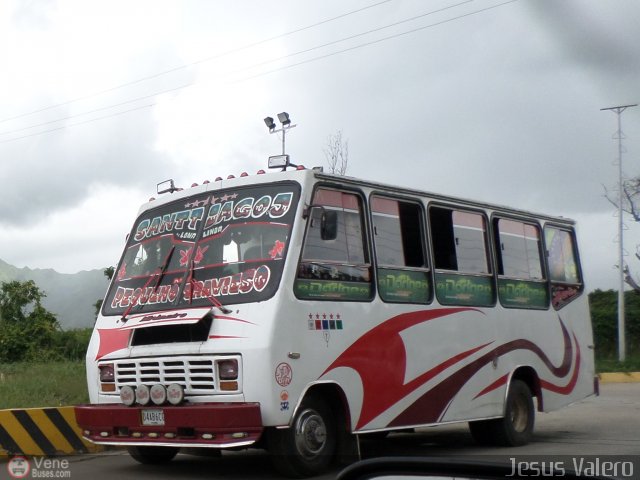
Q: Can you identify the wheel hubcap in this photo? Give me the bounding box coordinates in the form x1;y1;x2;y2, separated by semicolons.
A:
510;394;528;432
294;408;327;458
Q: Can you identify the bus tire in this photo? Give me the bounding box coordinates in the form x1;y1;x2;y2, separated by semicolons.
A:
127;446;179;464
469;379;534;447
268;395;337;478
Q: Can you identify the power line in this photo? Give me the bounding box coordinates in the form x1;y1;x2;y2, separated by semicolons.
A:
0;0;396;125
0;104;155;144
238;0;519;83
1;0;519;144
0;0;475;139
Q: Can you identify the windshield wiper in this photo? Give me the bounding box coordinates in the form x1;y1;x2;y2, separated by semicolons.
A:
121;245;176;322
184;253;232;314
153;245;176;291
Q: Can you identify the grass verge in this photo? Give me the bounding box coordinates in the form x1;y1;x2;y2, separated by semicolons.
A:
0;361;89;409
0;356;638;411
595;354;640;373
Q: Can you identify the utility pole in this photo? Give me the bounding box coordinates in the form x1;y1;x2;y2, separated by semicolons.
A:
601;103;637;362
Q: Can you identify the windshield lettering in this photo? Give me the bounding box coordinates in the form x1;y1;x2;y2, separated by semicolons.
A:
111;283;181;308
135;207;205;241
204;192;293;232
184;265;271;299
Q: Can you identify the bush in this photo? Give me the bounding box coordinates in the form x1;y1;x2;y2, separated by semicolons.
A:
0;280;91;363
589;289;640;359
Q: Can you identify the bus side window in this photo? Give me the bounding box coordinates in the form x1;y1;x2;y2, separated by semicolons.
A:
295;188;372;301
371;196;431;304
494;218;549;309
544;226;583;309
429;207;494;307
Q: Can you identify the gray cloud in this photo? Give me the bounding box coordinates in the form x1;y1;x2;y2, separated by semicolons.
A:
0;105;173;225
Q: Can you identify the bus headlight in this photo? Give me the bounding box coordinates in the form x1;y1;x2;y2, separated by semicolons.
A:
99;363;114;382
217;359;239;392
217;359;238;380
99;363;116;393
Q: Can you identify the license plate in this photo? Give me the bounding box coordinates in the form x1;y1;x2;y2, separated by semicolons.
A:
141;409;165;426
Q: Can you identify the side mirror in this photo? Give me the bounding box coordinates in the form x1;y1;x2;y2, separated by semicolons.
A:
321;210;338;241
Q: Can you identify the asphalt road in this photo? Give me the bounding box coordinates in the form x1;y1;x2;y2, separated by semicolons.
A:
10;383;639;480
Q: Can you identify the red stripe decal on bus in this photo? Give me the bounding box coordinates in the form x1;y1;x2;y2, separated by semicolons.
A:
473;374;509;400
95;329;131;360
388;318;577;428
320;307;480;430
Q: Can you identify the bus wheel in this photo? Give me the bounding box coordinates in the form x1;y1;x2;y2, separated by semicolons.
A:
127;446;179;464
469;379;534;447
269;395;337;477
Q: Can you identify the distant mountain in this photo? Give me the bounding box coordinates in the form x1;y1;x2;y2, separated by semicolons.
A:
0;259;110;329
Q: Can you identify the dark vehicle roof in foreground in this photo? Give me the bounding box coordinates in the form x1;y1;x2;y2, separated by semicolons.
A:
337;457;613;480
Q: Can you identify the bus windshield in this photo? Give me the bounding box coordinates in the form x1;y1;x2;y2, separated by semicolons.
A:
103;182;300;316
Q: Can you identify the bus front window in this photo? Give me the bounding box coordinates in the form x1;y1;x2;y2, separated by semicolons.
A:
103;183;300;317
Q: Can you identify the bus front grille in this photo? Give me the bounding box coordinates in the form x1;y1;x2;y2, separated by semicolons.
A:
113;357;216;394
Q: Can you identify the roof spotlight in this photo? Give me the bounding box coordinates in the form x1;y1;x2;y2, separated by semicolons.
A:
263;116;276;131
277;112;291;126
264;111;297;170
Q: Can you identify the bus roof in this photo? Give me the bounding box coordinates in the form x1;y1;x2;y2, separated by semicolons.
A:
142;168;575;226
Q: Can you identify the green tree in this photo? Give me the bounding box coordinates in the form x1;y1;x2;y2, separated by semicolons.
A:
588;289;640;358
94;266;114;318
0;280;60;362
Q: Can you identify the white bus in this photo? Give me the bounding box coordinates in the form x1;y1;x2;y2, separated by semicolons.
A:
75;162;596;477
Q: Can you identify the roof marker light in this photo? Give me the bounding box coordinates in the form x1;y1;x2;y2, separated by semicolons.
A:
149;197;156;202
215;176;223;181
203;180;210;184
296;165;306;170
191;183;199;188
227;175;235;179
257;170;266;175
240;172;249;177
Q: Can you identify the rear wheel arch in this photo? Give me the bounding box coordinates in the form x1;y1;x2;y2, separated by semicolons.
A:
509;366;543;412
469;370;537;447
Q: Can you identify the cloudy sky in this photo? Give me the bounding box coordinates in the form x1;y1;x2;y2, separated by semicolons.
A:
1;0;639;292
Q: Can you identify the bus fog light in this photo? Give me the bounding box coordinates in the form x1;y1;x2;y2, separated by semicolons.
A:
120;385;136;406
202;433;215;440
150;384;167;405
135;384;150;405
166;383;185;405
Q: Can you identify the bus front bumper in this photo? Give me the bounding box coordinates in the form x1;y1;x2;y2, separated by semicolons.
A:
74;402;263;448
